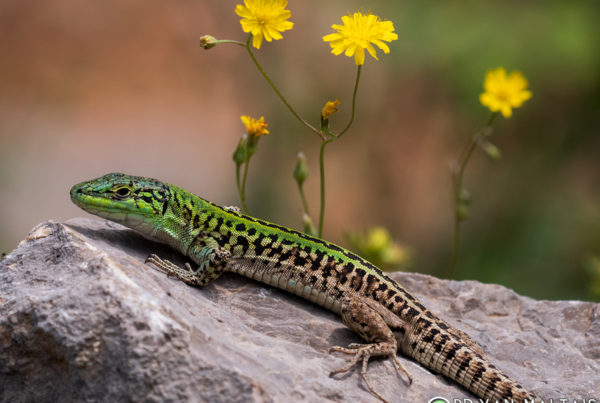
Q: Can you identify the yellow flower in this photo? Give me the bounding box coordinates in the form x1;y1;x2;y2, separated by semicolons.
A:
479;67;532;118
321;99;340;120
323;12;398;66
240;115;269;138
346;226;410;271
235;0;294;49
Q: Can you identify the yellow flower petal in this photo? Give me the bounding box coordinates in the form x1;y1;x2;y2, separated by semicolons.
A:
323;11;397;65
235;4;252;19
366;43;378;60
252;33;263;48
321;99;341;120
235;0;294;49
480;67;532;118
354;48;365;65
240;115;269;137
373;40;390;54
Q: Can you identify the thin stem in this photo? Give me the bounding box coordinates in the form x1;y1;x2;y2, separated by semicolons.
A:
337;65;362;138
318;139;335;237
235;163;242;204
244;36;322;138
240;159;250;214
457;113;497;179
215;39;246;46
315;65;362;236
448;112;498;277
297;183;310;216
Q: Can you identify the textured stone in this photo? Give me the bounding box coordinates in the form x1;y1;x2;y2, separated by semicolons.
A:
1;218;598;402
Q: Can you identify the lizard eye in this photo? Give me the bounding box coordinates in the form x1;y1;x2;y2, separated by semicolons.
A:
114;187;131;198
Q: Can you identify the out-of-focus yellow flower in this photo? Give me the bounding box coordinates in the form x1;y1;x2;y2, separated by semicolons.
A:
240;115;269;138
321;99;340;120
235;0;294;49
323;12;398;66
479;67;532;118
346;226;410;271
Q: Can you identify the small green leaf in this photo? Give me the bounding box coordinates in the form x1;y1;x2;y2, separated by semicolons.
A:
302;214;317;236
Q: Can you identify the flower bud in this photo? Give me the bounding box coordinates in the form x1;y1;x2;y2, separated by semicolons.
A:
200;35;217;49
232;134;248;165
321;99;340;120
480;140;502;161
241;115;269;139
302;213;317;236
293;152;309;186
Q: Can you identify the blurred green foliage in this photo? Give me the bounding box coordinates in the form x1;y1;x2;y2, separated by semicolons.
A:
389;1;600;99
391;1;599;301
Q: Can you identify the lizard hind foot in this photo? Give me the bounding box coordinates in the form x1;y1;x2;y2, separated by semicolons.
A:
328;296;414;402
329;341;410;403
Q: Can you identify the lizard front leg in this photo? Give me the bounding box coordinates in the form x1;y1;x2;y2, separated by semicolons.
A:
329;296;412;403
146;237;230;286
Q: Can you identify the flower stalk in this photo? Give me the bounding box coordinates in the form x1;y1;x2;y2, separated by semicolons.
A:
234;116;269;214
221;5;397;237
448;112;497;277
448;67;531;277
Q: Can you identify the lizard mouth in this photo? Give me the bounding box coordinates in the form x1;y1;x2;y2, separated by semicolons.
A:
70;182;126;217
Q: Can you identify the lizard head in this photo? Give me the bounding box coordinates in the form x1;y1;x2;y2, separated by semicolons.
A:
70;173;170;231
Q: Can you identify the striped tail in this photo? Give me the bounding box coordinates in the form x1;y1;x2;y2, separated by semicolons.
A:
402;317;535;402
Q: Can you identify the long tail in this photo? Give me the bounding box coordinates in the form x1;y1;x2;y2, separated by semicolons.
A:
402;317;535;402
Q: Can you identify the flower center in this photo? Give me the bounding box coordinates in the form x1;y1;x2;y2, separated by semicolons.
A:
496;88;510;102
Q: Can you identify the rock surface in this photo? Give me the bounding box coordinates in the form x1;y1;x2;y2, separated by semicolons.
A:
1;218;599;402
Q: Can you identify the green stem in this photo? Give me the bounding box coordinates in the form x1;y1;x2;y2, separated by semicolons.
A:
217;39;247;46
448;112;498;277
245;36;322;139
297;183;310;216
337;65;362;138
235;163;242;203
457;113;497;180
240;159;250;214
450;207;460;277
318;139;335;237
316;65;363;236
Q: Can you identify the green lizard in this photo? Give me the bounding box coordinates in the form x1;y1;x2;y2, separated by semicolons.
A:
70;173;536;402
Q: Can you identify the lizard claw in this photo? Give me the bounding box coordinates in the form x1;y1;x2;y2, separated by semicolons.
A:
329;341;411;403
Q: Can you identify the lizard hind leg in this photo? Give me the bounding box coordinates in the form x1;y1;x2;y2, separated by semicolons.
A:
328;296;412;403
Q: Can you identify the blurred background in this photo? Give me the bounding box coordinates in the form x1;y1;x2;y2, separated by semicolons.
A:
1;0;598;301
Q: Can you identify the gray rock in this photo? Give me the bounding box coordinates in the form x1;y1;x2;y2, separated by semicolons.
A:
1;218;598;402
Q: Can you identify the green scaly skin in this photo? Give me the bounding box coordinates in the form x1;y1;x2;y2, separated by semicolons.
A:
70;173;536;403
